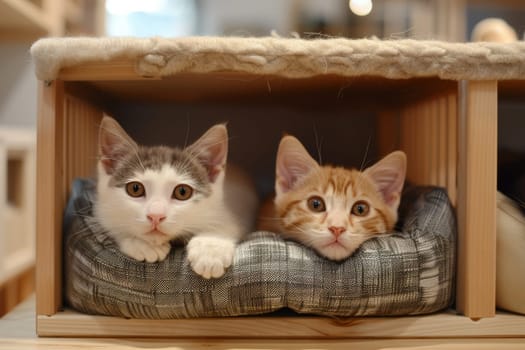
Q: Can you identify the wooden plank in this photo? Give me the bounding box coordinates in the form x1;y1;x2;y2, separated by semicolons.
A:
422;98;431;184
447;92;458;206
62;94;101;205
36;80;64;316
4;300;525;350
376;110;399;156
438;95;448;188
429;96;439;185
456;80;497;318
36;308;525;338
59;60;154;81
36;82;102;319
400;103;416;183
3;338;525;350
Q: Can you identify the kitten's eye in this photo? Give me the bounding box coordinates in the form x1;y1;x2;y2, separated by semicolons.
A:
351;201;370;216
125;181;145;197
307;196;326;212
173;184;193;201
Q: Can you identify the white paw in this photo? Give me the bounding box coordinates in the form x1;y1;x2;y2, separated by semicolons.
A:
186;236;236;279
118;237;171;263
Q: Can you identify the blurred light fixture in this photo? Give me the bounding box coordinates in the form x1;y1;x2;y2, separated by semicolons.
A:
349;0;373;16
106;0;165;15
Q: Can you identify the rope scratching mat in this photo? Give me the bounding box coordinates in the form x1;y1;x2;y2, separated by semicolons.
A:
31;36;525;81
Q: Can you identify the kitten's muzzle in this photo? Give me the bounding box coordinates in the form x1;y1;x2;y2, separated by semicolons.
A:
147;213;166;226
328;226;346;237
147;200;167;226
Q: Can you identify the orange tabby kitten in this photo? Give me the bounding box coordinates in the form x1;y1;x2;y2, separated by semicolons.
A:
258;135;407;261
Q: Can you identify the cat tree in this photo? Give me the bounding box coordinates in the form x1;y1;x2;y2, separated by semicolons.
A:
30;36;525;338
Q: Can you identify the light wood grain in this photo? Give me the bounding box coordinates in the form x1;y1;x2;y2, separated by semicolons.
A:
447;93;458;206
59;60;154;81
36;81;102;318
398;88;457;201
3;338;525;350
4;298;520;349
36;308;525;339
376;110;400;155
62;93;101;205
456;80;498;318
57;66;455;106
33;68;504;334
36;80;64;316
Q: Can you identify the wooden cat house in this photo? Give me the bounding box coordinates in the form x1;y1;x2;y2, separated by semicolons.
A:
30;36;525;339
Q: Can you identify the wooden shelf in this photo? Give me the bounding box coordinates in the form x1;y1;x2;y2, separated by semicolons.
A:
37;308;525;338
58;61;456;107
2;298;524;349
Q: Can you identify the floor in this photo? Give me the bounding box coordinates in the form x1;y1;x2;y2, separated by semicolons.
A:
1;296;524;350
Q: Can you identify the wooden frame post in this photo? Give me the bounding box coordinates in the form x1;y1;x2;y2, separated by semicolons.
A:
456;80;497;319
36;80;64;317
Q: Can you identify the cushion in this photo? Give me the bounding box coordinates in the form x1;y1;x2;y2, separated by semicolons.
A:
496;192;525;315
63;178;456;319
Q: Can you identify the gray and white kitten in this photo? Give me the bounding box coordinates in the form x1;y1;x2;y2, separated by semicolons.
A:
94;116;258;279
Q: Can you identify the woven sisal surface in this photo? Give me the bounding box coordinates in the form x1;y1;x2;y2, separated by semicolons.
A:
31;36;525;81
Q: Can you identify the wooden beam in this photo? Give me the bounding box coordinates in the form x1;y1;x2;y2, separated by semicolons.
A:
36;308;525;338
36;80;64;316
456;80;497;318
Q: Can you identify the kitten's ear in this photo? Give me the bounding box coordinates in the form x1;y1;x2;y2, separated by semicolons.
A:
275;135;319;196
364;151;407;210
98;116;138;175
187;124;228;183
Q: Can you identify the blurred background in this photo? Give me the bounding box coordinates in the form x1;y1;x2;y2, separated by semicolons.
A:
2;0;525;132
1;0;525;316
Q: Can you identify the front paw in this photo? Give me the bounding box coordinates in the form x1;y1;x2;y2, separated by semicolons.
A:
186;236;235;279
119;237;171;263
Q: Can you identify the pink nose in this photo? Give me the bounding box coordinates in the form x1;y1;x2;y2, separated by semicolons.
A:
329;226;346;237
147;213;166;225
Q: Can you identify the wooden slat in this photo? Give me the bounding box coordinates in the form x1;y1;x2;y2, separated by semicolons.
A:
0;297;510;347
398;89;458;204
429;96;438;185
4;339;525;350
456;80;497;319
447;92;458;206
62;94;101;198
438;95;448;188
59;60;152;81
36;80;64;316
36;308;525;338
376;110;400;156
413;101;423;182
36;83;102;319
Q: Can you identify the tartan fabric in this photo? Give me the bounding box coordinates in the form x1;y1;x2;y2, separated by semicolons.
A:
63;178;456;318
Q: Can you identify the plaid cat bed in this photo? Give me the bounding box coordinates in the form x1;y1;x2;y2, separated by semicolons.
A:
63;178;456;318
